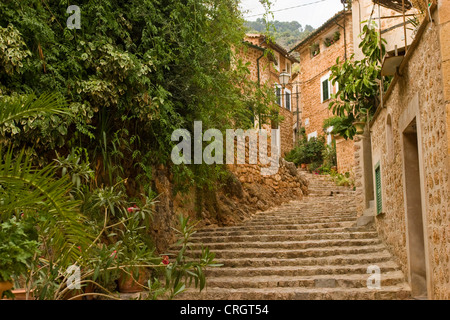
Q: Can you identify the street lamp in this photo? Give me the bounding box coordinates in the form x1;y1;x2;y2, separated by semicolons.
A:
279;71;290;89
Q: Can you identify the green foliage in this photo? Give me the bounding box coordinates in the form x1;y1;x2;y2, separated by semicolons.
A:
0;217;39;288
0;24;31;76
285;136;326;166
328;22;392;140
0;0;271;193
163;214;221;299
330;169;355;188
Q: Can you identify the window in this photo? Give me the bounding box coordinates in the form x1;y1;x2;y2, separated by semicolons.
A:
326;126;334;145
285;89;291;111
375;162;383;215
308;131;318;141
286;61;291;74
275;85;282;106
321;72;332;103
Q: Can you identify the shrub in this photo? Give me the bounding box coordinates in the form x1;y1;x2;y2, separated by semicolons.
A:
285;136;326;166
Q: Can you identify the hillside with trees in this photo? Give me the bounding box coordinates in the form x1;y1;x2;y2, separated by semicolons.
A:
245;18;315;49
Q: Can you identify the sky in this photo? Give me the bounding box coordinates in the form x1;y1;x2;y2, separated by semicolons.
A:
240;0;345;29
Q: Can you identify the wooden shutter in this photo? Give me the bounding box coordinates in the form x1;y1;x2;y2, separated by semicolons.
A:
276;87;281;105
285;92;291;111
375;163;382;215
322;79;329;101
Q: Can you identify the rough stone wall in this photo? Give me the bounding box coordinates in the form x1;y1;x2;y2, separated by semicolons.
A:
294;12;355;175
335;137;356;175
238;39;295;158
370;7;450;299
294;12;353;139
279;106;294;156
150;160;308;253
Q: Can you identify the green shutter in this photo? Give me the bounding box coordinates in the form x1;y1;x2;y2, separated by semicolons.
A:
322;79;329;101
286;92;291;111
276;87;281;105
375;163;382;215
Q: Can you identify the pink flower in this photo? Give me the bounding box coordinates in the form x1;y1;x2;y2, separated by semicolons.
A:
127;205;140;213
110;250;118;259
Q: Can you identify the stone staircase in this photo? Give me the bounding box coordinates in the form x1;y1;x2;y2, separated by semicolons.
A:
175;172;411;300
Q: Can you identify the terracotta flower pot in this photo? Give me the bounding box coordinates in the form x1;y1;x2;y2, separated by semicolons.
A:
10;288;34;300
0;281;13;298
353;121;366;135
301;163;307;169
118;269;148;293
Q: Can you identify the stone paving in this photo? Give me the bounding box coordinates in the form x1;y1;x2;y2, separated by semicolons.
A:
175;172;412;300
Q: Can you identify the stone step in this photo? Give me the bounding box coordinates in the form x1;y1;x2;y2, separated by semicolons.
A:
192;227;373;238
186;244;387;260
204;270;406;289
190;231;379;243
195;221;355;234
247;216;357;225
175;284;412;300
209;251;394;268
202;260;400;278
181;239;381;251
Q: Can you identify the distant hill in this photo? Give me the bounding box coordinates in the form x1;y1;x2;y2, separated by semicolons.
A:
245;19;315;50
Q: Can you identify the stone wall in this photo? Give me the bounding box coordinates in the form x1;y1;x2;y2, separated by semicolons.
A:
294;11;353;139
335;137;356;175
293;12;355;176
369;6;449;299
238;39;295;158
150;159;308;254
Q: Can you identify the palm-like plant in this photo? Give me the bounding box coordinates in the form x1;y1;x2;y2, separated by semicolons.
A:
0;92;90;267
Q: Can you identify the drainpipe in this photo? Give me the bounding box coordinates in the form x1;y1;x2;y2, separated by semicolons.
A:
257;52;265;130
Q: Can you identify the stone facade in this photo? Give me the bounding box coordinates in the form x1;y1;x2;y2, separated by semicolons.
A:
335;137;357;175
239;35;297;156
368;3;449;299
291;10;356;174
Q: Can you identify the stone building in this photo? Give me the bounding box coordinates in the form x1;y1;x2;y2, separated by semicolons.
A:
357;0;449;299
239;34;299;157
290;10;356;175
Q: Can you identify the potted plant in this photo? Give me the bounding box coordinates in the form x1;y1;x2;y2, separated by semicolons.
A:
333;31;341;42
115;213;156;293
0;217;38;299
310;43;320;57
352;120;366;135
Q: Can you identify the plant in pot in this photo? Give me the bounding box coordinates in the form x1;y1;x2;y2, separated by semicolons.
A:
310;43;320;57
0;217;39;299
115;213;158;294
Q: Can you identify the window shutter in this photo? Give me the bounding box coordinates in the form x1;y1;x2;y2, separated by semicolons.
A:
322;79;329;101
276;87;281;105
285;92;291;111
375;163;382;215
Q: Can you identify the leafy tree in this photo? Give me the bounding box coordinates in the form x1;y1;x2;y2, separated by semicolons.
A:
328;22;392;140
0;0;276;194
245;18;314;49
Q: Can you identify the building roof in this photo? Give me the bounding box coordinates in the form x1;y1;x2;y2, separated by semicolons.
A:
372;0;413;13
289;10;351;53
244;34;299;63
